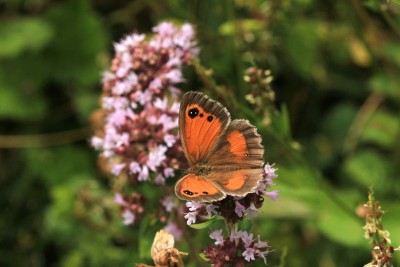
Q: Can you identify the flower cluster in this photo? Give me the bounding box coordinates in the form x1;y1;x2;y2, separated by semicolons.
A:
184;163;278;225
243;67;277;128
204;229;270;266
114;192;145;225
157;195;182;236
362;189;398;267
91;22;198;184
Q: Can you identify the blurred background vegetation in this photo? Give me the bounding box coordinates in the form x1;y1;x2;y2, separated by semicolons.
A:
1;0;400;266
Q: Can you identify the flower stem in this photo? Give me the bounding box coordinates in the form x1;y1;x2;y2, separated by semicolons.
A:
0;127;92;148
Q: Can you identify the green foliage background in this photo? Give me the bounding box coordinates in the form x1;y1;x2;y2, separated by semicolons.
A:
1;0;399;266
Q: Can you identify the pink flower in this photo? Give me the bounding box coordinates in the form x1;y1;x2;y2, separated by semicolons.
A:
243;247;256;262
255;236;269;249
239;231;254;247
184;211;198;225
265;190;279;201
129;161;141;174
255;236;270;264
114;193;126;206
264;163;278;179
161;196;176;212
137;166;149;181
114;192;145;225
165;69;184;83
146;145;167;171
153;22;177;37
204;229;270;265
229;229;238;242
245;203;258;219
209;230;224;246
154;174;165;185
163;167;175;178
186;201;204;212
122;210;135;225
111;163;126;176
235;200;246;217
164;222;183;240
90;136;103;149
163;134;176;147
205;203;218;217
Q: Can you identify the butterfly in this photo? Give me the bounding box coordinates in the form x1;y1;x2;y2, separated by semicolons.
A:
174;91;264;202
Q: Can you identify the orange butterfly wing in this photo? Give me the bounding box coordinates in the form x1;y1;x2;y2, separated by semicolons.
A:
205;119;264;196
175;91;264;202
206;119;264;168
174;174;225;202
178;91;230;165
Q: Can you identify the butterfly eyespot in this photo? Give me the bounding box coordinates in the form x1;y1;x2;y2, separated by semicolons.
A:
188;108;199;118
244;153;249;157
199;113;204;117
207;115;213;122
202;191;209;195
244;175;249;178
183;190;194;196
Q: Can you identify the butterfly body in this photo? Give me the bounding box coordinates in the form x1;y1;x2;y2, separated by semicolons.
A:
175;91;264;202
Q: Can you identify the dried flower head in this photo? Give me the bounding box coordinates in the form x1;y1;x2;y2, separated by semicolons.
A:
136;229;187;267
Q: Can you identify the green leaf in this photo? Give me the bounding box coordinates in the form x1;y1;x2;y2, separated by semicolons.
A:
283;20;321;76
188;216;216;230
138;216;152;259
44;174;89;241
379;42;400;66
0;83;47;119
343;149;391;192
368;72;399;99
270;104;292;141
383;202;400;242
0;17;53;58
363;0;381;11
316;192;365;246
323;103;357;144
219;19;264;36
260;183;314;219
360;109;399;148
46;0;107;86
74;91;101;119
276;163;320;187
24;146;95;186
383;202;400;262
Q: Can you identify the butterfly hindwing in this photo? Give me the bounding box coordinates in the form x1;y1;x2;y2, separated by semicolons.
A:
205;119;264;196
179;91;231;165
174;174;226;202
207;168;263;197
206;119;264;168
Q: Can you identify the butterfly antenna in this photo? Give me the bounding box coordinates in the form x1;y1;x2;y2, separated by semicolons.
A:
166;184;175;195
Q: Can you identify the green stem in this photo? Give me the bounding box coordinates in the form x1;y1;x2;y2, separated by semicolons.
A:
380;3;400;37
0;127;92;148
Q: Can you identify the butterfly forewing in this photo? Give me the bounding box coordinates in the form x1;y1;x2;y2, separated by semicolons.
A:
179;91;231;165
